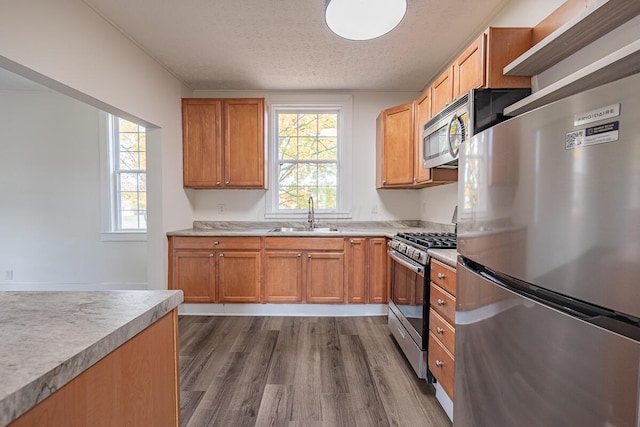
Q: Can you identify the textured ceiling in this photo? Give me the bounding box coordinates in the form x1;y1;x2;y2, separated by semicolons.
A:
82;0;509;91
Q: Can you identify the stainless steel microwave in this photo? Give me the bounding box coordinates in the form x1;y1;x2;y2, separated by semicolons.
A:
422;88;531;169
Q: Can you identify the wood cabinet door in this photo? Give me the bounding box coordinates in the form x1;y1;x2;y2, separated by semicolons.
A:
414;92;432;184
368;238;388;303
377;102;414;187
182;99;222;188
172;250;215;303
347;238;367;303
218;251;261;302
223;98;265;188
431;66;454;116
453;34;486;99
306;252;345;303
263;251;303;303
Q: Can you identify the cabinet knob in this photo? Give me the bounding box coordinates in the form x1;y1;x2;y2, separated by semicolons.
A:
297;253;301;257
209;253;214;257
436;327;444;334
437;273;446;279
307;254;311;259
414;177;417;182
435;360;443;368
225;180;230;185
382;180;387;184
350;239;354;245
216;181;221;186
437;299;446;306
214;241;219;245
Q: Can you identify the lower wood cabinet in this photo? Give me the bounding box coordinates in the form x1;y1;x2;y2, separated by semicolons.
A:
10;311;180;427
428;258;457;400
263;237;345;304
263;251;303;302
347;237;388;303
169;236;260;303
169;235;389;304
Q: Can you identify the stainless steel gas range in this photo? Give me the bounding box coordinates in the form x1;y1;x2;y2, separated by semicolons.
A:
387;232;456;379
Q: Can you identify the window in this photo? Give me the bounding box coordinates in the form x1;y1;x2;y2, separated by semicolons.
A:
266;95;352;218
105;114;147;233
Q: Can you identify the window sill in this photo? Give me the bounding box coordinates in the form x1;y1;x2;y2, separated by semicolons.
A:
100;232;147;242
264;212;352;220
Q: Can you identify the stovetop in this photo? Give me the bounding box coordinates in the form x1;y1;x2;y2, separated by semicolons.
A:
389;232;457;265
395;232;457;249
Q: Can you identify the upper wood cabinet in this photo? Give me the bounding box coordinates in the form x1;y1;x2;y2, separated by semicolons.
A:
182;98;267;189
431;66;454;115
376;102;415;187
414;89;432;185
452;28;532;101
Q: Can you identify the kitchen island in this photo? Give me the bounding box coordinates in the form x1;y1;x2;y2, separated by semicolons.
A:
0;290;183;427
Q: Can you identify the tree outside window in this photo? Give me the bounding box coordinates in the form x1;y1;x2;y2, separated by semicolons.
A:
276;111;339;211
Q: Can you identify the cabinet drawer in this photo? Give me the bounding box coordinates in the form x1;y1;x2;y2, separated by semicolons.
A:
171;236;261;250
429;309;455;355
428;332;455;399
430;283;456;324
264;237;344;251
430;259;456;296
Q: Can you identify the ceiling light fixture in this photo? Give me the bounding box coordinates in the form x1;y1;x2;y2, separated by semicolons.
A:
324;0;407;41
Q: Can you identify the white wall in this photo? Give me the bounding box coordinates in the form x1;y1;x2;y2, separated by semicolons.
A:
188;90;420;221
0;90;147;285
0;0;193;289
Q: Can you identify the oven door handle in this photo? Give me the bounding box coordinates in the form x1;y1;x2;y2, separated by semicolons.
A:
388;250;425;275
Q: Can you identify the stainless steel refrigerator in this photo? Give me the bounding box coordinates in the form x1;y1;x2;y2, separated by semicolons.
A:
455;73;640;427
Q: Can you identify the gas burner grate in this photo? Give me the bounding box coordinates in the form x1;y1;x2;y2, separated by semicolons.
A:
396;232;457;249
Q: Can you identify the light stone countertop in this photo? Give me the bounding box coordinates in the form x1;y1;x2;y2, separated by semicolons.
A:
0;290;183;426
167;220;455;238
428;249;459;268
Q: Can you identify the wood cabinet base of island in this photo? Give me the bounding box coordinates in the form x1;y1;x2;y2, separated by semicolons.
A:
9;310;180;427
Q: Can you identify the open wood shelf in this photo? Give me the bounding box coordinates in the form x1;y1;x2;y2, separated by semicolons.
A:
503;0;640;77
504;39;640;116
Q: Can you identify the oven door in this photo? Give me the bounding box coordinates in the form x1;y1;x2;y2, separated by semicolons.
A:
388;249;427;350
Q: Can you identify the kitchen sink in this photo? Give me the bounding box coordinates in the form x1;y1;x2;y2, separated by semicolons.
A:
269;227;340;233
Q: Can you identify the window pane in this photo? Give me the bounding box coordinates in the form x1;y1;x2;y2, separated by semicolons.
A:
138;192;147;209
118;118;140;133
278;163;298;187
120;173;139;191
120;210;140;229
297;136;317;160
318;137;337;160
119;132;138;151
298;187;317;208
298;114;317;137
279;136;297;160
138;133;146;152
119;151;139;170
138;173;147;191
298;163;317;186
278;186;298;209
120;191;139;210
318;113;338;136
318;163;337;186
278;114;298;137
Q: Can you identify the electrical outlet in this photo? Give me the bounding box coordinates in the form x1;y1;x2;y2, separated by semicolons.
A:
4;270;13;281
371;205;378;214
218;204;225;213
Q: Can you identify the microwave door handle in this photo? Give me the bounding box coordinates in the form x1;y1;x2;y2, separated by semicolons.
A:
388;250;425;275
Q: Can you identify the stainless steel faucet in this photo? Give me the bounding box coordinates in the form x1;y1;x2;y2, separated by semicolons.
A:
307;195;316;230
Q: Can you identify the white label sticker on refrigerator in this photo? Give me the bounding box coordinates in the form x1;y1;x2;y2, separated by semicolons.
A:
574;104;620;126
566;121;619;150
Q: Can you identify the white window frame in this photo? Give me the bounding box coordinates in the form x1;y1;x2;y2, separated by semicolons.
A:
99;112;147;242
265;94;353;219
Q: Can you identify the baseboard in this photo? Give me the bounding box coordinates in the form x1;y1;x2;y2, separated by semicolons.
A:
0;282;148;291
178;303;389;317
433;381;454;422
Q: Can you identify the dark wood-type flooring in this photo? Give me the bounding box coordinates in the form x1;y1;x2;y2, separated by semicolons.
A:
178;315;452;427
